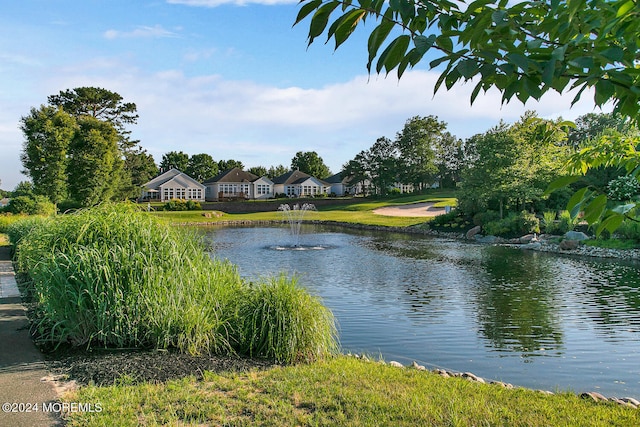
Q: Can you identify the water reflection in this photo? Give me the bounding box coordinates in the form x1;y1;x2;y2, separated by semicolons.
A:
205;225;640;397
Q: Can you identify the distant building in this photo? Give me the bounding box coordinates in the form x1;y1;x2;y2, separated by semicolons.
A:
203;167;274;201
140;169;205;202
272;170;330;198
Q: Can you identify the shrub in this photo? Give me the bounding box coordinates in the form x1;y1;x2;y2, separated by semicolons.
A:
0;213;29;234
236;274;338;364
542;211;559;234
11;203;337;363
5;195;56;216
614;220;640;242
162;199;202;211
557;210;578;234
483;211;540;237
429;210;460;227
472;210;501;226
606;175;640;201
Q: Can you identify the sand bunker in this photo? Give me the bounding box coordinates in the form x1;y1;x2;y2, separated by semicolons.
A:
372;202;447;217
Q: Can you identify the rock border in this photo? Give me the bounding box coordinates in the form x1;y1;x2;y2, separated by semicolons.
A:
347;354;640;410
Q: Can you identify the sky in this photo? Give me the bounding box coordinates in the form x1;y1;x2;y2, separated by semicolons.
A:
0;0;610;190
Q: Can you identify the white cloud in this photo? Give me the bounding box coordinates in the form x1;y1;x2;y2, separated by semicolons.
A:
103;25;180;40
0;65;609;189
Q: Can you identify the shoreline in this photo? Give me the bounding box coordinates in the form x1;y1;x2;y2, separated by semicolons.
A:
176;219;640;262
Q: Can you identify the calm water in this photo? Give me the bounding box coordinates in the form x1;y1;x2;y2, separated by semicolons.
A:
205;225;640;398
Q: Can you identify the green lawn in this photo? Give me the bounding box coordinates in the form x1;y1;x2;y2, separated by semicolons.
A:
152;192;458;228
63;356;639;426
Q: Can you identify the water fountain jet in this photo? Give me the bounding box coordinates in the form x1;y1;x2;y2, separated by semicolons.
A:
278;203;317;249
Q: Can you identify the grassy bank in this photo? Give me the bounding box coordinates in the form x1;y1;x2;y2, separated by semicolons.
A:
63;356;638;426
153;192;457;227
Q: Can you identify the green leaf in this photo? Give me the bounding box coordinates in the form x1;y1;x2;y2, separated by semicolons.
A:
470;81;483;104
600;47;624;62
294;0;323;26
308;2;340;44
617;0;635;17
331;9;367;50
456;59;479;79
367;17;395;72
611;202;637;215
567;187;589;219
567;56;594;69
376;35;411;75
595;79;616;106
596;213;624;237
583;194;607;224
544;175;581;196
507;53;530;72
414;34;436;55
435;35;453;53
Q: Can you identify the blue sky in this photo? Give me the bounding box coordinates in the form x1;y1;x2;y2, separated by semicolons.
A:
0;0;608;190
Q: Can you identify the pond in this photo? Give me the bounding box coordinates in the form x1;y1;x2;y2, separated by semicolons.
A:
205;224;640;398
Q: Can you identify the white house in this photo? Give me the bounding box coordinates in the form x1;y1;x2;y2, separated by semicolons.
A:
324;172;372;196
203;168;274;201
272;170;330;197
140;169;205;202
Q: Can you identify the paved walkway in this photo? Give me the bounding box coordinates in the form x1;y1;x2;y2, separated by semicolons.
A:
0;247;61;427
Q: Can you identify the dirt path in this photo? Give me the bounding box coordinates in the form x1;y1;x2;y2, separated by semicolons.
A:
372;202;447;218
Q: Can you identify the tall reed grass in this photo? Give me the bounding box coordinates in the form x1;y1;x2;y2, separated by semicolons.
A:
8;203;337;362
237;274;338;364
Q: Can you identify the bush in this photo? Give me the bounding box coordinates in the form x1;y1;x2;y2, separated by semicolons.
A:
429;210;460;227
606;175;640;201
5;195;56;216
162;199;202;211
0;213;29;234
483;211;540;237
10;203;337;362
557;210;578;234
472;210;501;226
614;220;640;242
236;274;338;364
542;211;559;234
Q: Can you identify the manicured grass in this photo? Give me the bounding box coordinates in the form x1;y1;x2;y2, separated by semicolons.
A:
63;356;639;426
153;192;458;228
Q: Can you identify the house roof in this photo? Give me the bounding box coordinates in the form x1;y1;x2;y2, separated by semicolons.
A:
272;170;330;186
143;168;205;190
325;172;358;186
203;167;258;184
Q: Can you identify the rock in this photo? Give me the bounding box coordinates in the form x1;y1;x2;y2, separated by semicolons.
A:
581;391;608;402
433;369;450;378
466;226;482;240
462;372;485;383
389;361;403;368
519;234;537;243
475;235;500;244
564;231;590;241
520;242;542;250
559;239;579;250
411;361;426;371
621;397;640;407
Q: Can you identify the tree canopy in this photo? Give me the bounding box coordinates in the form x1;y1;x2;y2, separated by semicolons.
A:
20;87;149;207
296;0;640;120
291;151;331;179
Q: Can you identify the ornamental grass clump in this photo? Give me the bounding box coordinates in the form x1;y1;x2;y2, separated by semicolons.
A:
9;203;242;354
8;203;338;363
236;274;338;364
